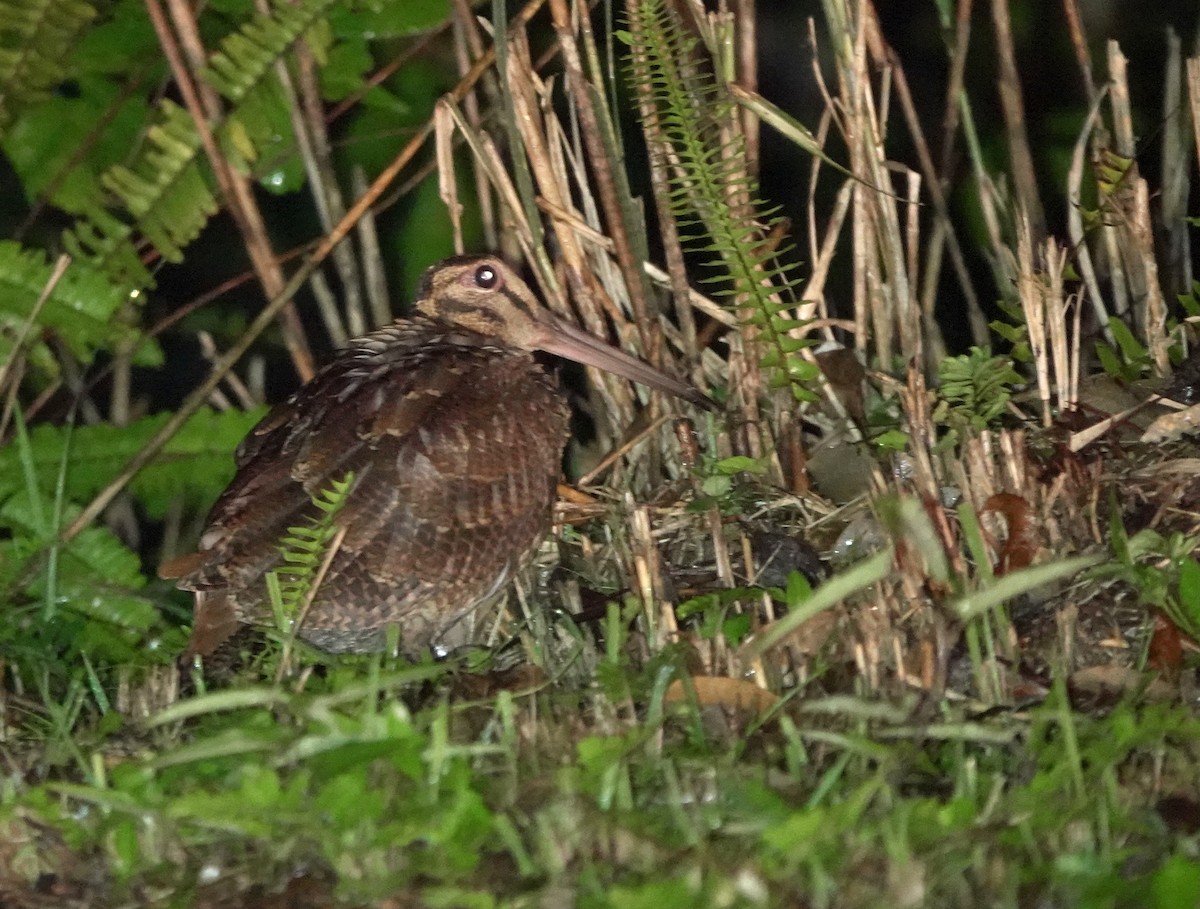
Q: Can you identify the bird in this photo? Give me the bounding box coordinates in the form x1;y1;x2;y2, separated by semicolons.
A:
160;254;713;657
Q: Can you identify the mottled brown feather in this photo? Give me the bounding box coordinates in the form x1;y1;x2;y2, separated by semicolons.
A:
176;325;568;655
168;255;709;657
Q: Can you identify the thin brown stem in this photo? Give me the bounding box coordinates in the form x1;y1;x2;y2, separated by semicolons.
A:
151;0;315;379
989;0;1046;242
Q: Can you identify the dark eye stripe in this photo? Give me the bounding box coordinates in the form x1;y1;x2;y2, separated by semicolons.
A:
437;299;505;326
497;286;535;316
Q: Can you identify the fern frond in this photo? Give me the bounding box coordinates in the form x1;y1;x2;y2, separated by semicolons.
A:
202;0;336;180
0;0;96;130
0;241;161;370
62;101;217;288
202;0;335;100
0;404;264;517
627;0;815;402
935;347;1022;432
60;0;339;290
269;471;355;631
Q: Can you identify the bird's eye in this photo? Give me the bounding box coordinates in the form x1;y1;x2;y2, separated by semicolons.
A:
473;264;500;290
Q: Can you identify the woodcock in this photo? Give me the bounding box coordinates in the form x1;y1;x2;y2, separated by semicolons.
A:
162;255;713;657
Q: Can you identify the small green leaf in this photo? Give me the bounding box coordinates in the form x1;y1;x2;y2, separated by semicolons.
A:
873;429;909;451
701;474;732;498
715;455;764;475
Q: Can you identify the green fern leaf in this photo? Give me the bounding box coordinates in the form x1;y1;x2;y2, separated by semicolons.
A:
0;0;96;130
61;0;340;288
269;471;355;630
627;0;815;401
935;347;1021;432
0;241;162;371
0;406;265;518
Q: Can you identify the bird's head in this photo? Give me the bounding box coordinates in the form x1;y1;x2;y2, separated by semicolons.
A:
416;255;715;411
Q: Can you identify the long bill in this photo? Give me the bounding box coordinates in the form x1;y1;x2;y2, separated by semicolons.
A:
532;315;717;412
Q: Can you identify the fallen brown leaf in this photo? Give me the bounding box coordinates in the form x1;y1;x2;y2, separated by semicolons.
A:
664;676;779;713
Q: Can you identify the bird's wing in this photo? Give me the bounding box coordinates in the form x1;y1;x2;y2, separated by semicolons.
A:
167;344;569;644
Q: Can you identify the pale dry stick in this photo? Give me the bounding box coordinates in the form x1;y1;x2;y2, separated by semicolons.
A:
487;5;547;265
537;198;613;254
735;0;758;178
959;435;997;507
1102;44;1171;373
1080;386;1200;451
1107;40;1137;157
862;1;987;347
451;0;499;251
154;0;314;381
468;64;647;432
538;110;684;460
292;36;366;340
938;0;972;176
866;139;917;370
306;273;348;350
1159;30;1192;303
920;217;950;361
974;174;1015;287
1062;0;1097;104
63;0;551;542
712;9;752;222
854;38;915;369
1132;176;1170;375
903;169;938;369
436;100;547;292
1066;92;1115;344
620;494;656;665
804;106;835;274
507;24;636;416
989;0;1046;243
1103;41;1136;318
1015;213;1052;427
999;429;1031;503
507;28;588;286
625;2;697;362
815;5;880;362
643;262;737;329
1041;239;1072;415
826;0;911;368
1070;286;1082;410
197;332;257;410
576;415;674;487
904;170;920;319
730;84;887;187
803;182;855;337
435;103;466;252
0;255;70;415
632;503;677;650
350;168;393;328
1188;58;1200;173
550;0;656;357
